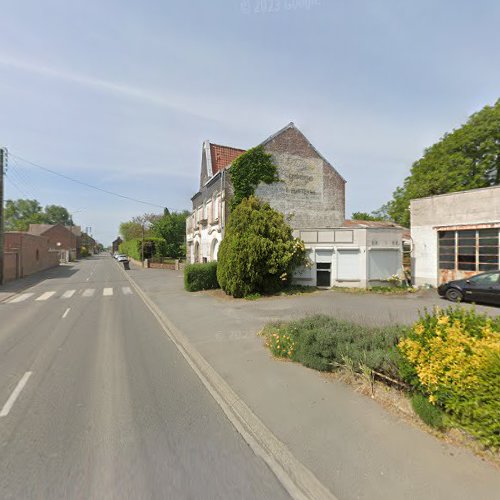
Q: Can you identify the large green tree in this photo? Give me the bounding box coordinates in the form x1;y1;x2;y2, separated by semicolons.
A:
151;210;190;258
5;199;75;231
217;196;306;298
44;204;73;225
386;99;500;227
4;199;45;230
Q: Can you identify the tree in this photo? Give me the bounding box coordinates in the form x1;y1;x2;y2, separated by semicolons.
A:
5;199;45;231
151;211;190;258
351;211;388;222
216;196;306;298
385;100;500;227
5;199;76;231
44;205;73;225
229;145;279;209
119;221;145;241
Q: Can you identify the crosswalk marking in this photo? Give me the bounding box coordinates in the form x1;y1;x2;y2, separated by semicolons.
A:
5;287;133;304
36;291;56;301
8;293;34;304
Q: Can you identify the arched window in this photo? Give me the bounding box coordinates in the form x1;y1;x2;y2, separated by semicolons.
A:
194;241;200;263
210;239;219;261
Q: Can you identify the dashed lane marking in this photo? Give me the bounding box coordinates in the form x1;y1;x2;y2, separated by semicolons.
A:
0;372;33;418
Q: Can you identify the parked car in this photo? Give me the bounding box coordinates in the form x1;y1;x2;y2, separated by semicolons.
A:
438;271;500;305
116;254;128;262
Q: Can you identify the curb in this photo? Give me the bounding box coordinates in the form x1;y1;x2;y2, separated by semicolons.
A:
119;263;337;500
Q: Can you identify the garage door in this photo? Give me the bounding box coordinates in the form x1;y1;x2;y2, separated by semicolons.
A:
368;249;401;280
337;250;361;281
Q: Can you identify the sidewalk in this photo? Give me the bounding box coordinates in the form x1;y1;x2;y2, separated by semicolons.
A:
127;265;500;500
0;264;78;303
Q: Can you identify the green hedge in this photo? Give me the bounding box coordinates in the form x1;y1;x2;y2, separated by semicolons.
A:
184;262;219;292
411;393;446;431
119;237;167;261
262;315;401;377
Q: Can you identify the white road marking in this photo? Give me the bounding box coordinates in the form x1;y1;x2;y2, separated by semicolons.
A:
61;290;76;299
62;308;71;318
0;372;32;417
82;289;95;297
36;291;56;301
103;288;113;296
122;286;133;295
8;293;34;304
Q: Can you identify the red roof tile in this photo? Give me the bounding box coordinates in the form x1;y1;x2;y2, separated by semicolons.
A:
209;143;245;174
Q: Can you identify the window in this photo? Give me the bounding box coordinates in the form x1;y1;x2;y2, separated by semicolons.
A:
438;228;499;272
457;230;476;271
438;231;455;270
213;195;219;220
479;229;499;271
469;272;500;284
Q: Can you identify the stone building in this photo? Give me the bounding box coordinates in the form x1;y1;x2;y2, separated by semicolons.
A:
411;186;500;286
187;123;403;287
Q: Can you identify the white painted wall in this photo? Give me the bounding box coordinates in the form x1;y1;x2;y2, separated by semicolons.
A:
411;186;500;286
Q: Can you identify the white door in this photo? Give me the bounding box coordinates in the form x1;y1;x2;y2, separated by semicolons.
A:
368;249;401;280
337;250;361;281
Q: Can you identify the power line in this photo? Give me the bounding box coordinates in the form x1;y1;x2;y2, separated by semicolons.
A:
10;152;181;211
7;162;38;200
4;171;30;198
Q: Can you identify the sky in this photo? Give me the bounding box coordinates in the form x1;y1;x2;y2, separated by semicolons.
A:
1;0;499;245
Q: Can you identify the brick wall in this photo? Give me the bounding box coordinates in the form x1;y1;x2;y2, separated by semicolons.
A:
3;232;60;282
256;125;345;229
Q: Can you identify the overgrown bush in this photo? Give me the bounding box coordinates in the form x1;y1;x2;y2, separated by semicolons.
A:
217;196;306;297
184;262;219;292
398;307;500;448
229;145;279;209
119;237;167;261
261;315;402;375
411;393;447;430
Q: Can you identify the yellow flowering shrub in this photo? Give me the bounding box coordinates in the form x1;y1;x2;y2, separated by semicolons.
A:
398;307;500;447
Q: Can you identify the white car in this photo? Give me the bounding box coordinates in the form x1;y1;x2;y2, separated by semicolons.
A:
116;254;128;262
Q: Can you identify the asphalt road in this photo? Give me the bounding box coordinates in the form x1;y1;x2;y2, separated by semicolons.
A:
0;256;290;499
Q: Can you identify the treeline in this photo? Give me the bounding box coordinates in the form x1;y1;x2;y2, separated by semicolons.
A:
5;199;73;231
118;210;190;260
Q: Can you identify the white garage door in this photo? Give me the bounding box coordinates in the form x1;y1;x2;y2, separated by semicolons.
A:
337;250;361;281
369;249;401;280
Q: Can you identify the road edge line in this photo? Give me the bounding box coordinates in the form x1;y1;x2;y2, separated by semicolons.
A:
119;264;337;500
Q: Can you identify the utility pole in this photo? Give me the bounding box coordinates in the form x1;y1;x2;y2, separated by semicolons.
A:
141;223;145;268
0;147;6;285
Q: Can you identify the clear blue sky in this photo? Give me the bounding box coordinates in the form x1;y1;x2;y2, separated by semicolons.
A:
1;0;499;244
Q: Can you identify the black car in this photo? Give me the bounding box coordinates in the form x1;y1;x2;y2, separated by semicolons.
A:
438;271;500;305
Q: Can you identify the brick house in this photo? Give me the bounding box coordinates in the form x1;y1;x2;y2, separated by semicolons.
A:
3;232;59;282
112;237;123;253
186;123;403;287
28;223;81;262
